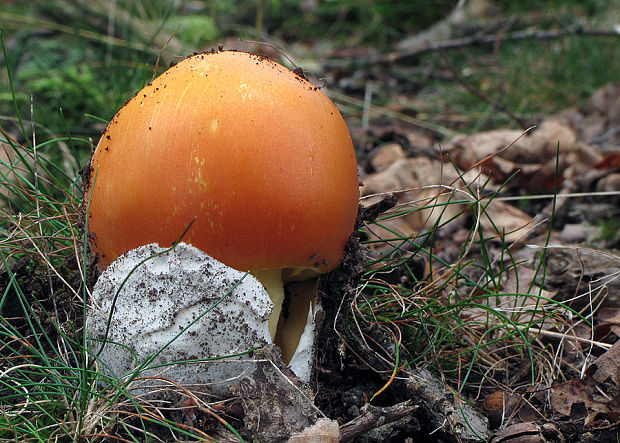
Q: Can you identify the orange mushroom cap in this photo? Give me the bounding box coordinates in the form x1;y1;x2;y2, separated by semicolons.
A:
86;50;359;274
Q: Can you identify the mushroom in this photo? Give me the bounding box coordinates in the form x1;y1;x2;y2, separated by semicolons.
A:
86;50;359;367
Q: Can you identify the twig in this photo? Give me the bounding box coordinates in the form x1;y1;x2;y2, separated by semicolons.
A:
537;328;612;350
321;27;619;69
362;82;374;131
497;190;620;202
400;368;491;440
153;26;180;81
378;26;619;64
339;400;418;442
359;194;397;223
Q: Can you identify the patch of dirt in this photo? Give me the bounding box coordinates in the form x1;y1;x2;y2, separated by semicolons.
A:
1;257;86;339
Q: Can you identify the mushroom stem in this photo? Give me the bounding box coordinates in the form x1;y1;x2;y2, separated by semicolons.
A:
250;269;284;342
250;270;319;365
276;278;317;365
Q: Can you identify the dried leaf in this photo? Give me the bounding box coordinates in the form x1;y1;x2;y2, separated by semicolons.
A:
595;152;620;170
444;119;580;191
368;143;406;172
550;379;594;417
550;342;620;420
596;172;620;192
586;340;620;399
598;308;620;325
490;422;545;443
479;199;534;244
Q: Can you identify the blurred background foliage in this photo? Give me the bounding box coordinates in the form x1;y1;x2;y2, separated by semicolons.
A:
0;0;618;158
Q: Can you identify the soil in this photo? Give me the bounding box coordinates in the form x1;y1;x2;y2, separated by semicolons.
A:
0;256;95;346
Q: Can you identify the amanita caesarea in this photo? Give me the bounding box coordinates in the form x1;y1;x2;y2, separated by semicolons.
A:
86;50;359;380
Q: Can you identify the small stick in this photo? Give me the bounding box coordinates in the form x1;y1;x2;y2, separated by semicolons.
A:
153;26;180;81
379;26;620;64
339;400;418;441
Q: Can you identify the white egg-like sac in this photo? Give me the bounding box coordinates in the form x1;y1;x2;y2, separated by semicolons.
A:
87;243;319;390
288;300;322;382
87;243;274;389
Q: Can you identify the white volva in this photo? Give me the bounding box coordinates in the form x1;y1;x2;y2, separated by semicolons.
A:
87;243;317;388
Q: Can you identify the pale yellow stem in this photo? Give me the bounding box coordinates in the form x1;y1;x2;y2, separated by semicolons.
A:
250;268;284;342
251;269;319;365
276;278;317;364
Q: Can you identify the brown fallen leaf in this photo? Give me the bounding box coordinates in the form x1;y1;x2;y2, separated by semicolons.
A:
361;157;419;206
596;172;620;192
368;143;406;172
444;118;581;191
551;340;620;420
478;199;534;244
550;378;597;418
580;83;620;146
361;152;534;253
446;128;526;166
597;148;620;168
586;340;620;400
597;308;620;341
529;118;577;159
490;422;546;443
583;83;620;119
563;142;605;180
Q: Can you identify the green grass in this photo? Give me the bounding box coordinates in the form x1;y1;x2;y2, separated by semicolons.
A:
598;217;620;242
402;30;619;132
